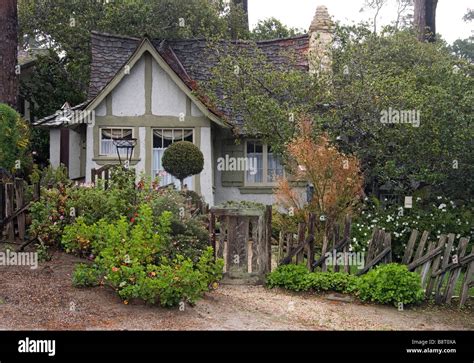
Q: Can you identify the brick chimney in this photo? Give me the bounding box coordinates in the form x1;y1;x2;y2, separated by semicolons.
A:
308;5;334;74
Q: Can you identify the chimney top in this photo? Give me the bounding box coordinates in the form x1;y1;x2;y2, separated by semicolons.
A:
309;5;333;32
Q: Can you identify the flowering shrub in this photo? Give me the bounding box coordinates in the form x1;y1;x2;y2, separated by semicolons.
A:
351;196;473;259
67;205;223;306
29;185;70;246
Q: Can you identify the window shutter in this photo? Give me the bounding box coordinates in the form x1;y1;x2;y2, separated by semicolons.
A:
221;140;245;187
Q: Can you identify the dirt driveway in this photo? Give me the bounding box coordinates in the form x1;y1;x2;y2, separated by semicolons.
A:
0;251;472;330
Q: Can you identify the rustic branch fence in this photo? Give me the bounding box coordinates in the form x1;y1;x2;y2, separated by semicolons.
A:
276;215;472;308
0;176;40;245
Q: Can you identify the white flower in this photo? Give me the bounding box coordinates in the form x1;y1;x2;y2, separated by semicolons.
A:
437;196;442;200
438;204;447;209
456;234;460;238
416;197;421;201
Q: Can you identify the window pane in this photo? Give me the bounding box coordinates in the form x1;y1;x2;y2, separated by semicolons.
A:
267;147;284;182
101;129;112;140
246;141;263;184
152;129;194;188
153;132;162;148
111;129;122;139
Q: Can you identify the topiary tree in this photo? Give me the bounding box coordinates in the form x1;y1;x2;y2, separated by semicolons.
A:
162;141;204;190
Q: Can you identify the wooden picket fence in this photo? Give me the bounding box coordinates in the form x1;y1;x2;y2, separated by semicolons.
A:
0;177;40;244
402;230;473;308
91;164;115;189
277;216;472;308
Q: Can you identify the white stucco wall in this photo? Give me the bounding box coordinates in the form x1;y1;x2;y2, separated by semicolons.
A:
68;129;82;179
191;103;204;117
49;129;61;168
112;57;146;116
151;60;186;116
199;127;214;206
95;101;106;116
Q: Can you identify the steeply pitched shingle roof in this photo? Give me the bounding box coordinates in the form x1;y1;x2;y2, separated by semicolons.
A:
88;31;310;128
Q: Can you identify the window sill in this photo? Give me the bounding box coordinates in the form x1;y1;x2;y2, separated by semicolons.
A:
93;157;140;166
239;186;276;194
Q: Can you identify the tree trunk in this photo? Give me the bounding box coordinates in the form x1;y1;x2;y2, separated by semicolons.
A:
414;0;438;42
0;0;18;108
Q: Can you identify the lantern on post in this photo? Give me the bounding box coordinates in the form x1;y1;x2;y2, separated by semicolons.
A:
113;138;137;167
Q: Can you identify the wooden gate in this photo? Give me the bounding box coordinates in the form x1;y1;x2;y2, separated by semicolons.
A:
209;205;272;284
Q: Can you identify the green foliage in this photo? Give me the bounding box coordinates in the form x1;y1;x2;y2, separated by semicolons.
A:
355;263;424;305
0;104;31;174
72;263;102;287
205;25;474;202
266;264;311;291
162;141;204;186
267;265;358;294
18;0;250;100
251;17;304;40
308;272;358;293
266;263;424;306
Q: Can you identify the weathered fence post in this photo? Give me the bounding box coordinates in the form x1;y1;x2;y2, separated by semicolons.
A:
307;213;315;272
5;183;14;241
14;178;26;240
459;245;474;308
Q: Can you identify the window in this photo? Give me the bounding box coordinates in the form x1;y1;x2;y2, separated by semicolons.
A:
152;128;194;188
100;128;133;156
245;141;284;185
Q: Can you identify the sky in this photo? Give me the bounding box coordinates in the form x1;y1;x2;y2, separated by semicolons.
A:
248;0;473;44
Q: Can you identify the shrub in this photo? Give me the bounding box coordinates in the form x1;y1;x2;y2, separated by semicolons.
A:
95;247;222;306
72;263;102;287
0;103;31;174
162;141;204;189
266;264;311;291
306;272;358;293
266;263;424;307
65;203;223;307
355;263;424;306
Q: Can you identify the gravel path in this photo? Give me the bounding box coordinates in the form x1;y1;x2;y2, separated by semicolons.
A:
0;251;472;330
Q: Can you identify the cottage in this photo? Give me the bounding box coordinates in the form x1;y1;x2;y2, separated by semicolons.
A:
35;6;334;207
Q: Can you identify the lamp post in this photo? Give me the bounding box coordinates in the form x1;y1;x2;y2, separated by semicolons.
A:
113;138;137;168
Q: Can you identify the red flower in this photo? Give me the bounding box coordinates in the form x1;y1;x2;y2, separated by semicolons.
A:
130;217;135;223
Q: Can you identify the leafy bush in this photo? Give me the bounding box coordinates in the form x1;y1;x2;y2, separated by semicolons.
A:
266;264;311;291
64;203;223;307
72;263;102;287
266;263;424;306
355;264;424;306
162;141;204;188
0;103;31;174
267;266;357;294
306;272;358;293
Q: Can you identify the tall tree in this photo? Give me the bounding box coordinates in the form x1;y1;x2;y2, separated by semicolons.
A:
414;0;438;42
0;0;18;108
251;17;304;40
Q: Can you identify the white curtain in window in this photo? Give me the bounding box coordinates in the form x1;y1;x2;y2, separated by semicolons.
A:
152;128;193;188
101;128;132;156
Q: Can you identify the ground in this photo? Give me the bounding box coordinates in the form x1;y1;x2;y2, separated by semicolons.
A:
0;251;472;330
